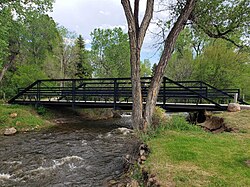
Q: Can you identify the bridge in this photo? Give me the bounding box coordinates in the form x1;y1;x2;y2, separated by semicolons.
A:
8;77;248;112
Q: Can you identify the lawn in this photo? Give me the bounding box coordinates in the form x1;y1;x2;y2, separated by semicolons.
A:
145;113;250;187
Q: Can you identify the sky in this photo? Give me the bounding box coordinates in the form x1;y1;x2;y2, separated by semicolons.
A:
49;0;165;65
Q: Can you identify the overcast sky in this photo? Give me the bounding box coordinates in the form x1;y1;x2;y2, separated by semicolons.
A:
49;0;164;65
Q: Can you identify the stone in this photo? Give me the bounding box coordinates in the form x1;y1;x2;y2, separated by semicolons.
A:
10;113;18;118
140;155;147;161
130;179;139;187
125;154;130;160
140;149;145;156
117;128;133;135
227;103;241;112
4;127;17;136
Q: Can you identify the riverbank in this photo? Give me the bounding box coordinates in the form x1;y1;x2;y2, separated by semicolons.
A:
141;111;250;186
0;104;123;135
0;104;54;134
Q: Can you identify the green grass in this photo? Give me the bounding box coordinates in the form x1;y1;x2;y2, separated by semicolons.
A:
0;104;54;133
144;115;250;187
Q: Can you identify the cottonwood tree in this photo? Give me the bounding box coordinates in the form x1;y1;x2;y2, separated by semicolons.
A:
122;0;249;131
121;0;195;130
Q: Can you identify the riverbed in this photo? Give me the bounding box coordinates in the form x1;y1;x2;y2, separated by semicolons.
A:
0;116;139;187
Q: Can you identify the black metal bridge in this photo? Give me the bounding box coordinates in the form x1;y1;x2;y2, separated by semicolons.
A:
8;77;248;112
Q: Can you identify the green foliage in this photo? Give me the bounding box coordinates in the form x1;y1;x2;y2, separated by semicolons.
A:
140;59;151;77
165;115;202;131
139;115;202;142
75;35;92;78
151;63;157;76
36;106;47;115
90;27;130;78
21;12;60;64
1;64;47;98
193;40;248;89
0;104;53;132
152;106;168;127
193;0;250;47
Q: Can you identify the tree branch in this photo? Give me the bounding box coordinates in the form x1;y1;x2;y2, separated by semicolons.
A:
199;25;243;48
138;0;154;48
121;0;136;35
134;0;140;39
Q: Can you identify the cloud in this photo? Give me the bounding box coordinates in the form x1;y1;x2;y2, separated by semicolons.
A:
99;10;111;16
49;0;172;65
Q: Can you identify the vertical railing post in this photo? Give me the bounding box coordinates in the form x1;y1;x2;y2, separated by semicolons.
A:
36;80;41;107
163;77;166;108
72;80;76;108
114;79;118;110
238;89;240;102
199;81;203;104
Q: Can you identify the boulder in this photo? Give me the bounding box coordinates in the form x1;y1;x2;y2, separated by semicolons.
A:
10;113;18;118
227;103;241;112
116;127;133;135
4;127;17;136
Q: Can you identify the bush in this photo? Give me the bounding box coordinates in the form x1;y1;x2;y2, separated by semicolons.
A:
166;115;202;131
36;106;47;115
152;106;169;128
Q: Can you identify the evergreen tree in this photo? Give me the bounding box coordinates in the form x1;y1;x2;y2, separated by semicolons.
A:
75;35;92;78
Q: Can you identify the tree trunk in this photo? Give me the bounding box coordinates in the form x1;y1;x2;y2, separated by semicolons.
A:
0;46;19;83
122;0;195;131
143;0;196;129
0;63;12;82
121;0;154;130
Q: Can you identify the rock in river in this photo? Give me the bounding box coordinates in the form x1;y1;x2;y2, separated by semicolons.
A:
4;127;17;136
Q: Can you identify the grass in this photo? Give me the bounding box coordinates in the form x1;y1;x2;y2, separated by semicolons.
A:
215;110;250;133
0;104;54;133
144;114;250;187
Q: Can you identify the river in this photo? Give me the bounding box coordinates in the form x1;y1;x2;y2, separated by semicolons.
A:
0;116;139;187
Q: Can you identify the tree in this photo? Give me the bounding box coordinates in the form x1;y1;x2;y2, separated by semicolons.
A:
165;28;195;80
75;35;92;78
21;12;59;65
190;0;250;48
193;40;247;89
51;26;77;80
121;0;195;130
0;0;54;82
90;27;130;78
122;0;249;131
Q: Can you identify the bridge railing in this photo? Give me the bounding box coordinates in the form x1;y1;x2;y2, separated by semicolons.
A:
9;77;246;109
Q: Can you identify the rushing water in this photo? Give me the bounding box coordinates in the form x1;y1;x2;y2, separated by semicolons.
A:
0;116;139;187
